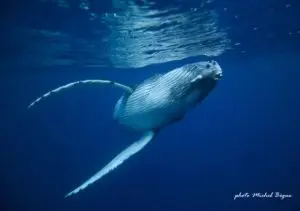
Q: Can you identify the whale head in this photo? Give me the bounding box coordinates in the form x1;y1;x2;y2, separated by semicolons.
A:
200;60;223;81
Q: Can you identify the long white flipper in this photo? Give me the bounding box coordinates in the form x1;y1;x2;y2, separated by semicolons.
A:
65;130;156;198
27;79;133;109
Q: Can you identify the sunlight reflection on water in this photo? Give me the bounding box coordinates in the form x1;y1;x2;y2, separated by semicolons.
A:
11;0;231;69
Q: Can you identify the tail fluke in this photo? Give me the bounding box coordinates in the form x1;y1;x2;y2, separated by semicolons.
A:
65;130;156;198
27;79;133;109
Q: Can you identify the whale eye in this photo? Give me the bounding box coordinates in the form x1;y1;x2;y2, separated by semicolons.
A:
206;63;211;69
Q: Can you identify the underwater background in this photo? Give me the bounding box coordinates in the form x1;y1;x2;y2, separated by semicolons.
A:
1;0;300;210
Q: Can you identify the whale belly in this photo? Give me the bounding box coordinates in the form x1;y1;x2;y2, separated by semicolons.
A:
113;86;182;130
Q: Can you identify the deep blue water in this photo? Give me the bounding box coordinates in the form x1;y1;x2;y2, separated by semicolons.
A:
1;0;300;211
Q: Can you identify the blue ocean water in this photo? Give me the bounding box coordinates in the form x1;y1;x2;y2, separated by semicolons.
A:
1;0;300;211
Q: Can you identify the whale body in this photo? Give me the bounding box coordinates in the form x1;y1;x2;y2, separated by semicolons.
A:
27;60;223;197
114;61;222;131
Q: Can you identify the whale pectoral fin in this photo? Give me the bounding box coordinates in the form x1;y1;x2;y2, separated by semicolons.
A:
27;79;133;108
191;74;203;84
65;130;157;198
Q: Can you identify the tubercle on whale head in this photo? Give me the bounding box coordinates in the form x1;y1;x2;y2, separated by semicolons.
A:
202;60;223;80
208;60;223;80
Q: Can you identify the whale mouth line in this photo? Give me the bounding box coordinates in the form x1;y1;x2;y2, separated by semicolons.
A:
214;72;223;80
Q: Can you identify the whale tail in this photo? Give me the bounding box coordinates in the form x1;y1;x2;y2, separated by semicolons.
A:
27;79;133;109
65;130;157;198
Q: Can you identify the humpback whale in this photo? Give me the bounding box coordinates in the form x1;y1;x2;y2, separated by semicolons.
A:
27;60;223;197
